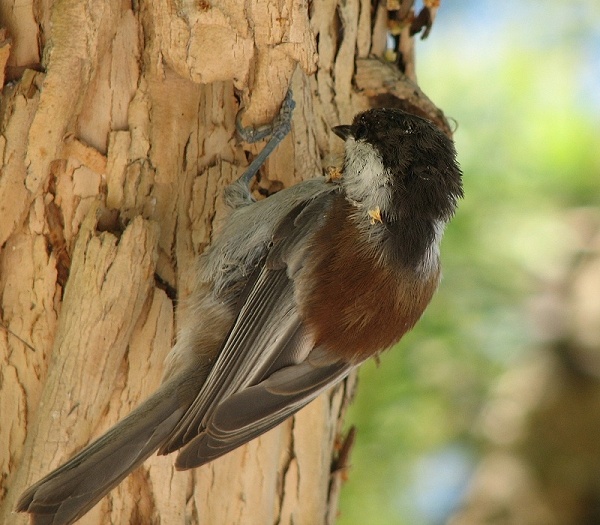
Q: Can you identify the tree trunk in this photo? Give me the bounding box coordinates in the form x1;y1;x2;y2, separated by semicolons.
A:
0;0;445;523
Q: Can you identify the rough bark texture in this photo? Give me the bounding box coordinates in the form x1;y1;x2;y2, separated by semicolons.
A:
0;0;445;523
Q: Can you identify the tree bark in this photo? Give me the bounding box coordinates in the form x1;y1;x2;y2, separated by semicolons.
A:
0;0;445;523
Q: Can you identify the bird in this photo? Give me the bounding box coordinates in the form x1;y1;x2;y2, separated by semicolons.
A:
16;106;463;525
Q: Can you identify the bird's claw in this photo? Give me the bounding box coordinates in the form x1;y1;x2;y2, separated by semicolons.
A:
236;90;296;144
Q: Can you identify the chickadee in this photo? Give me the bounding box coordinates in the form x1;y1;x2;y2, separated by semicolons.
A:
17;107;463;525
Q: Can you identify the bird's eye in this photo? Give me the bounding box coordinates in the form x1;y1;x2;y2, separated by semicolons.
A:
354;123;368;140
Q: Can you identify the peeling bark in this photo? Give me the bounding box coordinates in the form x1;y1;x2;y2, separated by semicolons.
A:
1;0;445;522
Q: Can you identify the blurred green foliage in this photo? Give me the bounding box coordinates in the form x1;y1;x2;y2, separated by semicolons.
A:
338;2;600;524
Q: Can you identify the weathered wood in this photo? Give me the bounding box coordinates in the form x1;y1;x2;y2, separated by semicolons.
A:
0;0;437;523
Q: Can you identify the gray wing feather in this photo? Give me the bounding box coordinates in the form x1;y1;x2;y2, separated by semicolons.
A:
160;189;338;456
159;187;348;458
160;267;300;453
175;355;354;469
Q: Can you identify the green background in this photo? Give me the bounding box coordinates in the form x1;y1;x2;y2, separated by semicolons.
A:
339;1;600;523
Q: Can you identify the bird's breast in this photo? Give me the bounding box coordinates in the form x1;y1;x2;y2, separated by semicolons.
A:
297;195;440;362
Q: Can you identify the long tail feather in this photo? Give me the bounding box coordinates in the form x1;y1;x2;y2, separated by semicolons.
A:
16;380;188;525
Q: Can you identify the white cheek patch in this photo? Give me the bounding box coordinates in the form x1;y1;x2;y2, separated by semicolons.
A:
343;139;392;210
417;219;445;275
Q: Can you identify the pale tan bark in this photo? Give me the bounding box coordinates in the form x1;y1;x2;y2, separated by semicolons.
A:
0;0;444;523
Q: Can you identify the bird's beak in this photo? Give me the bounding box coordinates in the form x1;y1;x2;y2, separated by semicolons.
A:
332;125;352;140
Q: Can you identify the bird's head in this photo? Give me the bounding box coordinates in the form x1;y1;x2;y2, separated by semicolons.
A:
333;108;463;224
